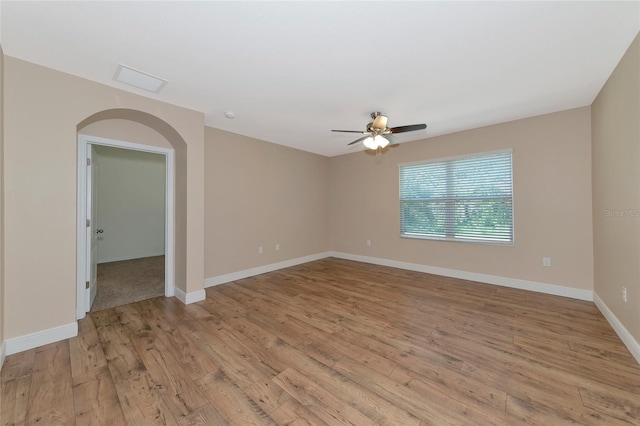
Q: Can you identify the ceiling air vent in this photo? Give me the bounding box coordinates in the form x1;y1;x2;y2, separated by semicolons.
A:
113;64;168;93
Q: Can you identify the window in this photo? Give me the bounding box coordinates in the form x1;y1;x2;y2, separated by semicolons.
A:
399;150;513;244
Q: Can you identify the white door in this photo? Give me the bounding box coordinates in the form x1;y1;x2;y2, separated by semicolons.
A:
85;145;99;311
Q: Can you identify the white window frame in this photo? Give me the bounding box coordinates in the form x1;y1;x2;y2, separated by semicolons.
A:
398;149;514;246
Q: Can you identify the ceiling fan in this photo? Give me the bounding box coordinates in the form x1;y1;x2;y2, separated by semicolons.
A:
332;112;427;150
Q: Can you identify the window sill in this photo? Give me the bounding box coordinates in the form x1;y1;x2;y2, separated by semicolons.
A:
400;233;514;247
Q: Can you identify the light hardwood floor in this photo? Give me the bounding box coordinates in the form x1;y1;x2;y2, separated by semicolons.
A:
2;258;639;425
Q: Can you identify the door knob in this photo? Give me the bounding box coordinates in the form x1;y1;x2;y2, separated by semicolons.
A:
96;229;104;234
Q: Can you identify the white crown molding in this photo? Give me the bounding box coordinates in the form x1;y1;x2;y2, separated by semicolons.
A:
174;287;206;305
205;252;332;288
593;292;640;365
5;322;78;356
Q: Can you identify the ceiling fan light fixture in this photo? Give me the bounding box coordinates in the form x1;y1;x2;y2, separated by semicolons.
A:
362;136;377;150
362;135;389;150
375;135;389;148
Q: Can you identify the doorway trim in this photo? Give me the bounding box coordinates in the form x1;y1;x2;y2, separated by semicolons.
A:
76;134;175;319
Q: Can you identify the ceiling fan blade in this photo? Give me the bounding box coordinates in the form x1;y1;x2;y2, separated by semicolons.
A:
348;135;371;146
332;129;367;134
383;134;400;144
389;124;427;134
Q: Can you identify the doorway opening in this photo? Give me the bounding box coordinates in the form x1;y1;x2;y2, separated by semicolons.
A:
93;255;165;311
76;134;175;318
91;145;166;311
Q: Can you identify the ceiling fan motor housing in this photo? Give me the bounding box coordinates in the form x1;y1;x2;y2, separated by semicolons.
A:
371;113;388;130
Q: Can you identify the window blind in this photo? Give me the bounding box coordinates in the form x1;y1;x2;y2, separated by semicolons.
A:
399;150;513;244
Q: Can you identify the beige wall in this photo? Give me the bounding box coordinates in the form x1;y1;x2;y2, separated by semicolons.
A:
0;45;5;353
3;57;205;339
330;107;594;290
592;33;640;342
204;127;329;278
81;119;173;150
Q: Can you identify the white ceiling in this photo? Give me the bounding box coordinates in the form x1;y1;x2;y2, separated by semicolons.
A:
2;1;639;157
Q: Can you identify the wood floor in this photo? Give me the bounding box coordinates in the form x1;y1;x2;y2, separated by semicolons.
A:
2;258;639;425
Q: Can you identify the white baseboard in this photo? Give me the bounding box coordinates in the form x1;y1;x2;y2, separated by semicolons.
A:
205;252;332;288
329;251;594;301
174;287;206;305
5;322;78;356
204;249;592;302
0;341;6;371
98;252;165;264
593;292;640;365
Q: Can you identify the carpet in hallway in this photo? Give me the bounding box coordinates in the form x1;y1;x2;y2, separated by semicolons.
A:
91;255;165;312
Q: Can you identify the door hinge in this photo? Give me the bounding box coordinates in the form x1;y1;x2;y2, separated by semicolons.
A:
87;158;91;166
86;219;91;227
85;281;90;289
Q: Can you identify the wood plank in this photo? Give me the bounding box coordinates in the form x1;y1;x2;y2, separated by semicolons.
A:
176;402;229;426
91;308;120;329
578;385;640;424
0;349;35;425
24;341;75;426
273;347;421;425
135;299;219;380
434;329;589;419
505;394;609;425
1;374;33;425
72;366;126;426
269;398;327;426
333;356;506;426
69;330;107;378
114;304;209;418
0;349;36;382
94;313;179;425
389;363;507;412
196;369;276;425
189;327;289;415
568;340;640;367
273;367;378;426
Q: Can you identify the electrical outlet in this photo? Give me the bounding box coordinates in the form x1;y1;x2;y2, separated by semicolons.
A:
623;287;627;303
543;257;551;267
275;244;280;251
367;239;372;246
258;246;263;254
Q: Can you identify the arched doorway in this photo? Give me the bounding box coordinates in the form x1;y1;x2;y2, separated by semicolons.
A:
75;109;188;319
